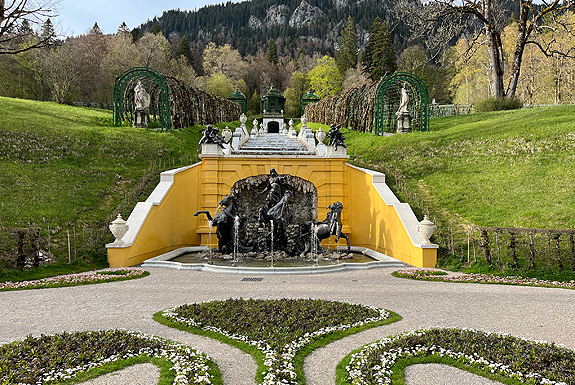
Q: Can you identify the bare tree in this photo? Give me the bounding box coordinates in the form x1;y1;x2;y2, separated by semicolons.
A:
396;0;575;99
0;0;59;54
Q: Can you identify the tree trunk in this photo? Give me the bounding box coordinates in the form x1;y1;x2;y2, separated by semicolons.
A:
505;2;530;99
484;0;505;99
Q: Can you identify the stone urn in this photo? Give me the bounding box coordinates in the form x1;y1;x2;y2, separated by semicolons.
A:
109;214;129;245
301;115;308;126
253;119;259;128
315;128;326;143
222;127;233;143
240;114;248;125
417;215;435;245
289;119;294;128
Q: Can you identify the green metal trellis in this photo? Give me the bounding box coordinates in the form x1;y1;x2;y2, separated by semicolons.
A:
374;72;429;134
113;67;172;131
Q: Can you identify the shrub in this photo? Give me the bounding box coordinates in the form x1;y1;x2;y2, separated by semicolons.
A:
474;97;523;112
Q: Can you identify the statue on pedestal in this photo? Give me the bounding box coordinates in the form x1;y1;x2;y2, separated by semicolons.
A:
133;81;151;128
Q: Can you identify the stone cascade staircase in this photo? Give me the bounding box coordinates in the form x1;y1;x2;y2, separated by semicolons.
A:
233;133;313;155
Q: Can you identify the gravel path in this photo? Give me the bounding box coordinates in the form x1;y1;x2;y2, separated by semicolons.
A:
2;267;574;384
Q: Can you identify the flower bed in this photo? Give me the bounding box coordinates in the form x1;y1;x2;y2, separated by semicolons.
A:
0;329;214;384
0;268;148;291
345;328;575;385
394;269;575;290
161;298;395;385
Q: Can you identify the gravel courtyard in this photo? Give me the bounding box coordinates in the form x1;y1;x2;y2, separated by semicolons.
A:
2;267;574;384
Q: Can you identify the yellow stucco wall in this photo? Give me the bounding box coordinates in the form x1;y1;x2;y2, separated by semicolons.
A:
346;166;437;267
107;155;437;268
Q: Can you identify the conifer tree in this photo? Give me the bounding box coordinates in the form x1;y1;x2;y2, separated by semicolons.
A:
117;22;130;36
267;39;279;64
131;27;142;43
176;35;194;65
41;18;56;45
90;22;103;36
337;16;358;75
149;23;162;35
362;17;396;82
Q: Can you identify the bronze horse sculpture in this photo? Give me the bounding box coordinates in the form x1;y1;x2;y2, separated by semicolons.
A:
301;201;350;254
194;195;237;253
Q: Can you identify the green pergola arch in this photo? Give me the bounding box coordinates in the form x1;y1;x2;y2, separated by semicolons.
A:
113;67;172;131
374;72;429;134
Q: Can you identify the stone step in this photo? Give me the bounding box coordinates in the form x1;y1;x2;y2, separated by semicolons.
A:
235;134;310;155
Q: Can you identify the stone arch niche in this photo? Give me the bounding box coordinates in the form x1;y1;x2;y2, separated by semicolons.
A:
267;121;280;133
230;173;317;255
374;72;430;134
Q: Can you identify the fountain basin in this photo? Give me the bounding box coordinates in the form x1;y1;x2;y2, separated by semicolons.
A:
141;246;407;275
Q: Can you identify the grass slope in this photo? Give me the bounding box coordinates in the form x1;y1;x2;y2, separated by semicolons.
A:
2;98;573;271
341;105;575;229
0;97;203;228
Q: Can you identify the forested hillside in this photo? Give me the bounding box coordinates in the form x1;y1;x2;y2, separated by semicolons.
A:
139;0;404;56
2;0;571;115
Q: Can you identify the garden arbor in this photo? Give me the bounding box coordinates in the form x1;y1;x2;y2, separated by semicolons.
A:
113;67;172;131
113;67;242;131
374;72;429;134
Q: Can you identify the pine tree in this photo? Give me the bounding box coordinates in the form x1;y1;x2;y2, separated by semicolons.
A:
41;18;56;45
19;20;33;35
362;17;396;82
247;90;260;115
176;35;194;65
149;23;162;35
90;22;103;35
117;22;130;36
131;27;142;42
267;39;278;65
337;16;358;75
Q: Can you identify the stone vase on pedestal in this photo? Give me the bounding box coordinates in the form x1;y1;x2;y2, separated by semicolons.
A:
417;215;436;244
109;214;129;245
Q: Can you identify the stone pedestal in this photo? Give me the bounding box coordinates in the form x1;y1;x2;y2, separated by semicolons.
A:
326;145;347;157
396;112;412;133
201;143;225;156
133;108;148;128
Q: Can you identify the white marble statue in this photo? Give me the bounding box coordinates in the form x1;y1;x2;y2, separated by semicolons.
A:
396;83;409;115
134;81;151;110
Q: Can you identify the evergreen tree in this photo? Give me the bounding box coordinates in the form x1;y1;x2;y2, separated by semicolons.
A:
267;39;278;65
176;35;194;65
90;22;103;36
337;16;358;75
149;23;162;35
19;20;33;35
362;17;396;82
247;90;260;115
117;22;130;36
41;18;56;45
131;27;142;42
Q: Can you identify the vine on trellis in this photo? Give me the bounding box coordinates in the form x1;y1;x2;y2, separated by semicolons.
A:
305;72;429;134
113;67;241;131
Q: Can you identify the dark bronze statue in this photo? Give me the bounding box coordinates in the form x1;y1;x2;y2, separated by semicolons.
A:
198;124;226;151
327;124;347;151
301;201;350;254
194;195;237;253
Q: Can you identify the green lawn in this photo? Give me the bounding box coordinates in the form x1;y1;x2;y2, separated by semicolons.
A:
0;97;204;228
341;105;575;229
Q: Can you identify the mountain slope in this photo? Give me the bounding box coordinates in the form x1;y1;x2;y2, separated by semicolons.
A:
139;0;519;57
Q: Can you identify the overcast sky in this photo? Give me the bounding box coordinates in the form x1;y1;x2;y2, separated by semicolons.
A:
56;0;235;36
